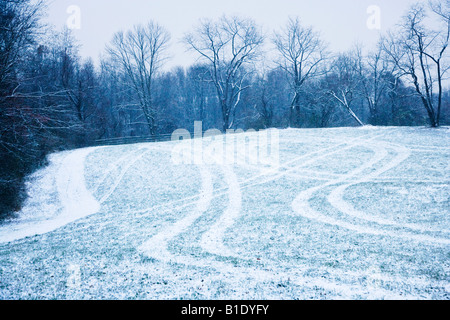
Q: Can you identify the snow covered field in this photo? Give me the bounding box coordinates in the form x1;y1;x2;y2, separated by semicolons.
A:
0;126;449;300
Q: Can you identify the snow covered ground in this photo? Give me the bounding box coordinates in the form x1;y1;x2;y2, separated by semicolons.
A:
0;126;449;300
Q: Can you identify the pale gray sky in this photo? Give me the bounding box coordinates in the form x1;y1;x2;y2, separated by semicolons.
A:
44;0;422;70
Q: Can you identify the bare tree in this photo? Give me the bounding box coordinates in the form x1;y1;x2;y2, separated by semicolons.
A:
184;15;264;131
107;22;170;135
382;1;449;127
354;44;393;125
0;0;47;157
328;53;365;126
257;76;274;129
273;17;328;127
0;0;43;96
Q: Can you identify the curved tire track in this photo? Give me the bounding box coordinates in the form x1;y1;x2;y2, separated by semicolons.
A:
138;164;213;263
0;147;101;243
292;140;450;245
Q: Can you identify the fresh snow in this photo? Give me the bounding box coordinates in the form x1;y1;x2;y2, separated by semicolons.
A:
0;147;101;243
0;127;449;300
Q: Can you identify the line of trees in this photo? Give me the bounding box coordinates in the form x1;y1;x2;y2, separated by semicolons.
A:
0;0;449;218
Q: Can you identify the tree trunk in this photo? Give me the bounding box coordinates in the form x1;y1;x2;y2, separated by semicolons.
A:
345;104;365;126
222;101;230;132
290;92;301;128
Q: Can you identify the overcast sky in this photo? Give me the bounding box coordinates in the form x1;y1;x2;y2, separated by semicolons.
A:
44;0;421;70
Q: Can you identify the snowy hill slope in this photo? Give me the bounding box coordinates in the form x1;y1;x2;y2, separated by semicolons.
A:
0;127;449;299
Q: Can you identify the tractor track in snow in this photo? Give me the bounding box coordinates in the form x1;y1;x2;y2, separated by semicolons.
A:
0;143;157;243
1;128;448;299
136;136;446;299
0;147;101;243
291;139;450;245
134;131;449;298
131;131;380;218
136;132;383;261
